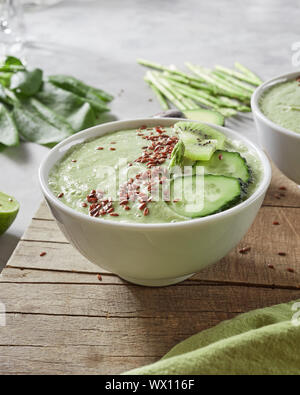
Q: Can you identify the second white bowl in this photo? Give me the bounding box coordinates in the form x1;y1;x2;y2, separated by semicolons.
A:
251;71;300;184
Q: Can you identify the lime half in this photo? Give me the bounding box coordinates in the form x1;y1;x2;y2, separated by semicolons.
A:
0;192;19;235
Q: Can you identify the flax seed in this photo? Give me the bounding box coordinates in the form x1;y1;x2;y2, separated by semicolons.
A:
58;192;64;198
278;252;286;256
40;252;47;257
239;247;251;254
139;202;147;210
143;207;149;216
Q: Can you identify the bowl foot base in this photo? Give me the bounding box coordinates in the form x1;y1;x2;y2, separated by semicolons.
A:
118;273;195;287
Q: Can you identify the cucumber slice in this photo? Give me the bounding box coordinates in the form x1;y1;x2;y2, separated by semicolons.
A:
184;109;225;126
196;150;251;183
169;174;242;218
175;121;226;161
0;192;19;235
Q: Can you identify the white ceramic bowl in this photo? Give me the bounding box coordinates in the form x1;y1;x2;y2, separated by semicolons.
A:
39;118;271;287
251;71;300;184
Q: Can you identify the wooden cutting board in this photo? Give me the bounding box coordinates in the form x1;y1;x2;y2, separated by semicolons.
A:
0;164;299;374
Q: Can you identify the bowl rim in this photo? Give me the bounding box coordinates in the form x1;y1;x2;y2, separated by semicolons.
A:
39;117;272;230
251;70;300;139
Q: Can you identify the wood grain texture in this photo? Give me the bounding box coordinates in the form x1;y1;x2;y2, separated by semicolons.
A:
0;163;299;374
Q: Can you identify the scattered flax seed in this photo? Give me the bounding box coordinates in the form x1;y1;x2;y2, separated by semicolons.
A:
71;159;77;163
81;202;88;208
239;247;251;254
218;154;223;160
273;221;280;225
139;202;147;211
111;142;116;144
124;206;130;211
279;186;287;191
143;207;149;216
97;274;102;281
110;213;119;217
8;198;13;202
278;252;287;256
40;252;47;257
268;264;274;269
96;147;104;150
110;147;116;151
58;192;64;198
287;268;295;273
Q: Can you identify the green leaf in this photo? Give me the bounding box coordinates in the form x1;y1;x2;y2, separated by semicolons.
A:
169;140;185;169
0;72;12;87
36;82;96;131
10;69;43;97
0;56;25;72
13;104;71;146
48;74;113;103
67;102;96;132
0;103;19;147
24;97;74;136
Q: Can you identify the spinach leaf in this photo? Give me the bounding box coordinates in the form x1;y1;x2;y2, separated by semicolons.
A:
48;74;113;103
67;102;95;132
10;68;43;97
0;103;19;146
13;104;71;146
0;72;12;87
23;97;74;137
0;56;25;72
36;82;96;131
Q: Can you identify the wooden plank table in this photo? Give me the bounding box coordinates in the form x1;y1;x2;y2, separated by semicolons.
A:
0;164;299;375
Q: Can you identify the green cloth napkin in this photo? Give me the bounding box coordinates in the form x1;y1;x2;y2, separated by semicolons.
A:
125;299;300;375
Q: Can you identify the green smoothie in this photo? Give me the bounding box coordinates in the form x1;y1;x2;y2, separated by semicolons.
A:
259;77;300;134
48;123;262;224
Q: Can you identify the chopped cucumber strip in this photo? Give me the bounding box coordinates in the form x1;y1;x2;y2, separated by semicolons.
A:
169;174;242;218
196;150;250;183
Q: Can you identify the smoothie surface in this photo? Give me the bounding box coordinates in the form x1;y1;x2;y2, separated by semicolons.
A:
259;78;300;134
48;125;262;224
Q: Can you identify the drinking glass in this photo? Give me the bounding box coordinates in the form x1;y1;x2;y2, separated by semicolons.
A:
21;0;63;9
0;0;25;57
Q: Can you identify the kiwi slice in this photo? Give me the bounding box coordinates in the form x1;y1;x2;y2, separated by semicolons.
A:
174;121;226;161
